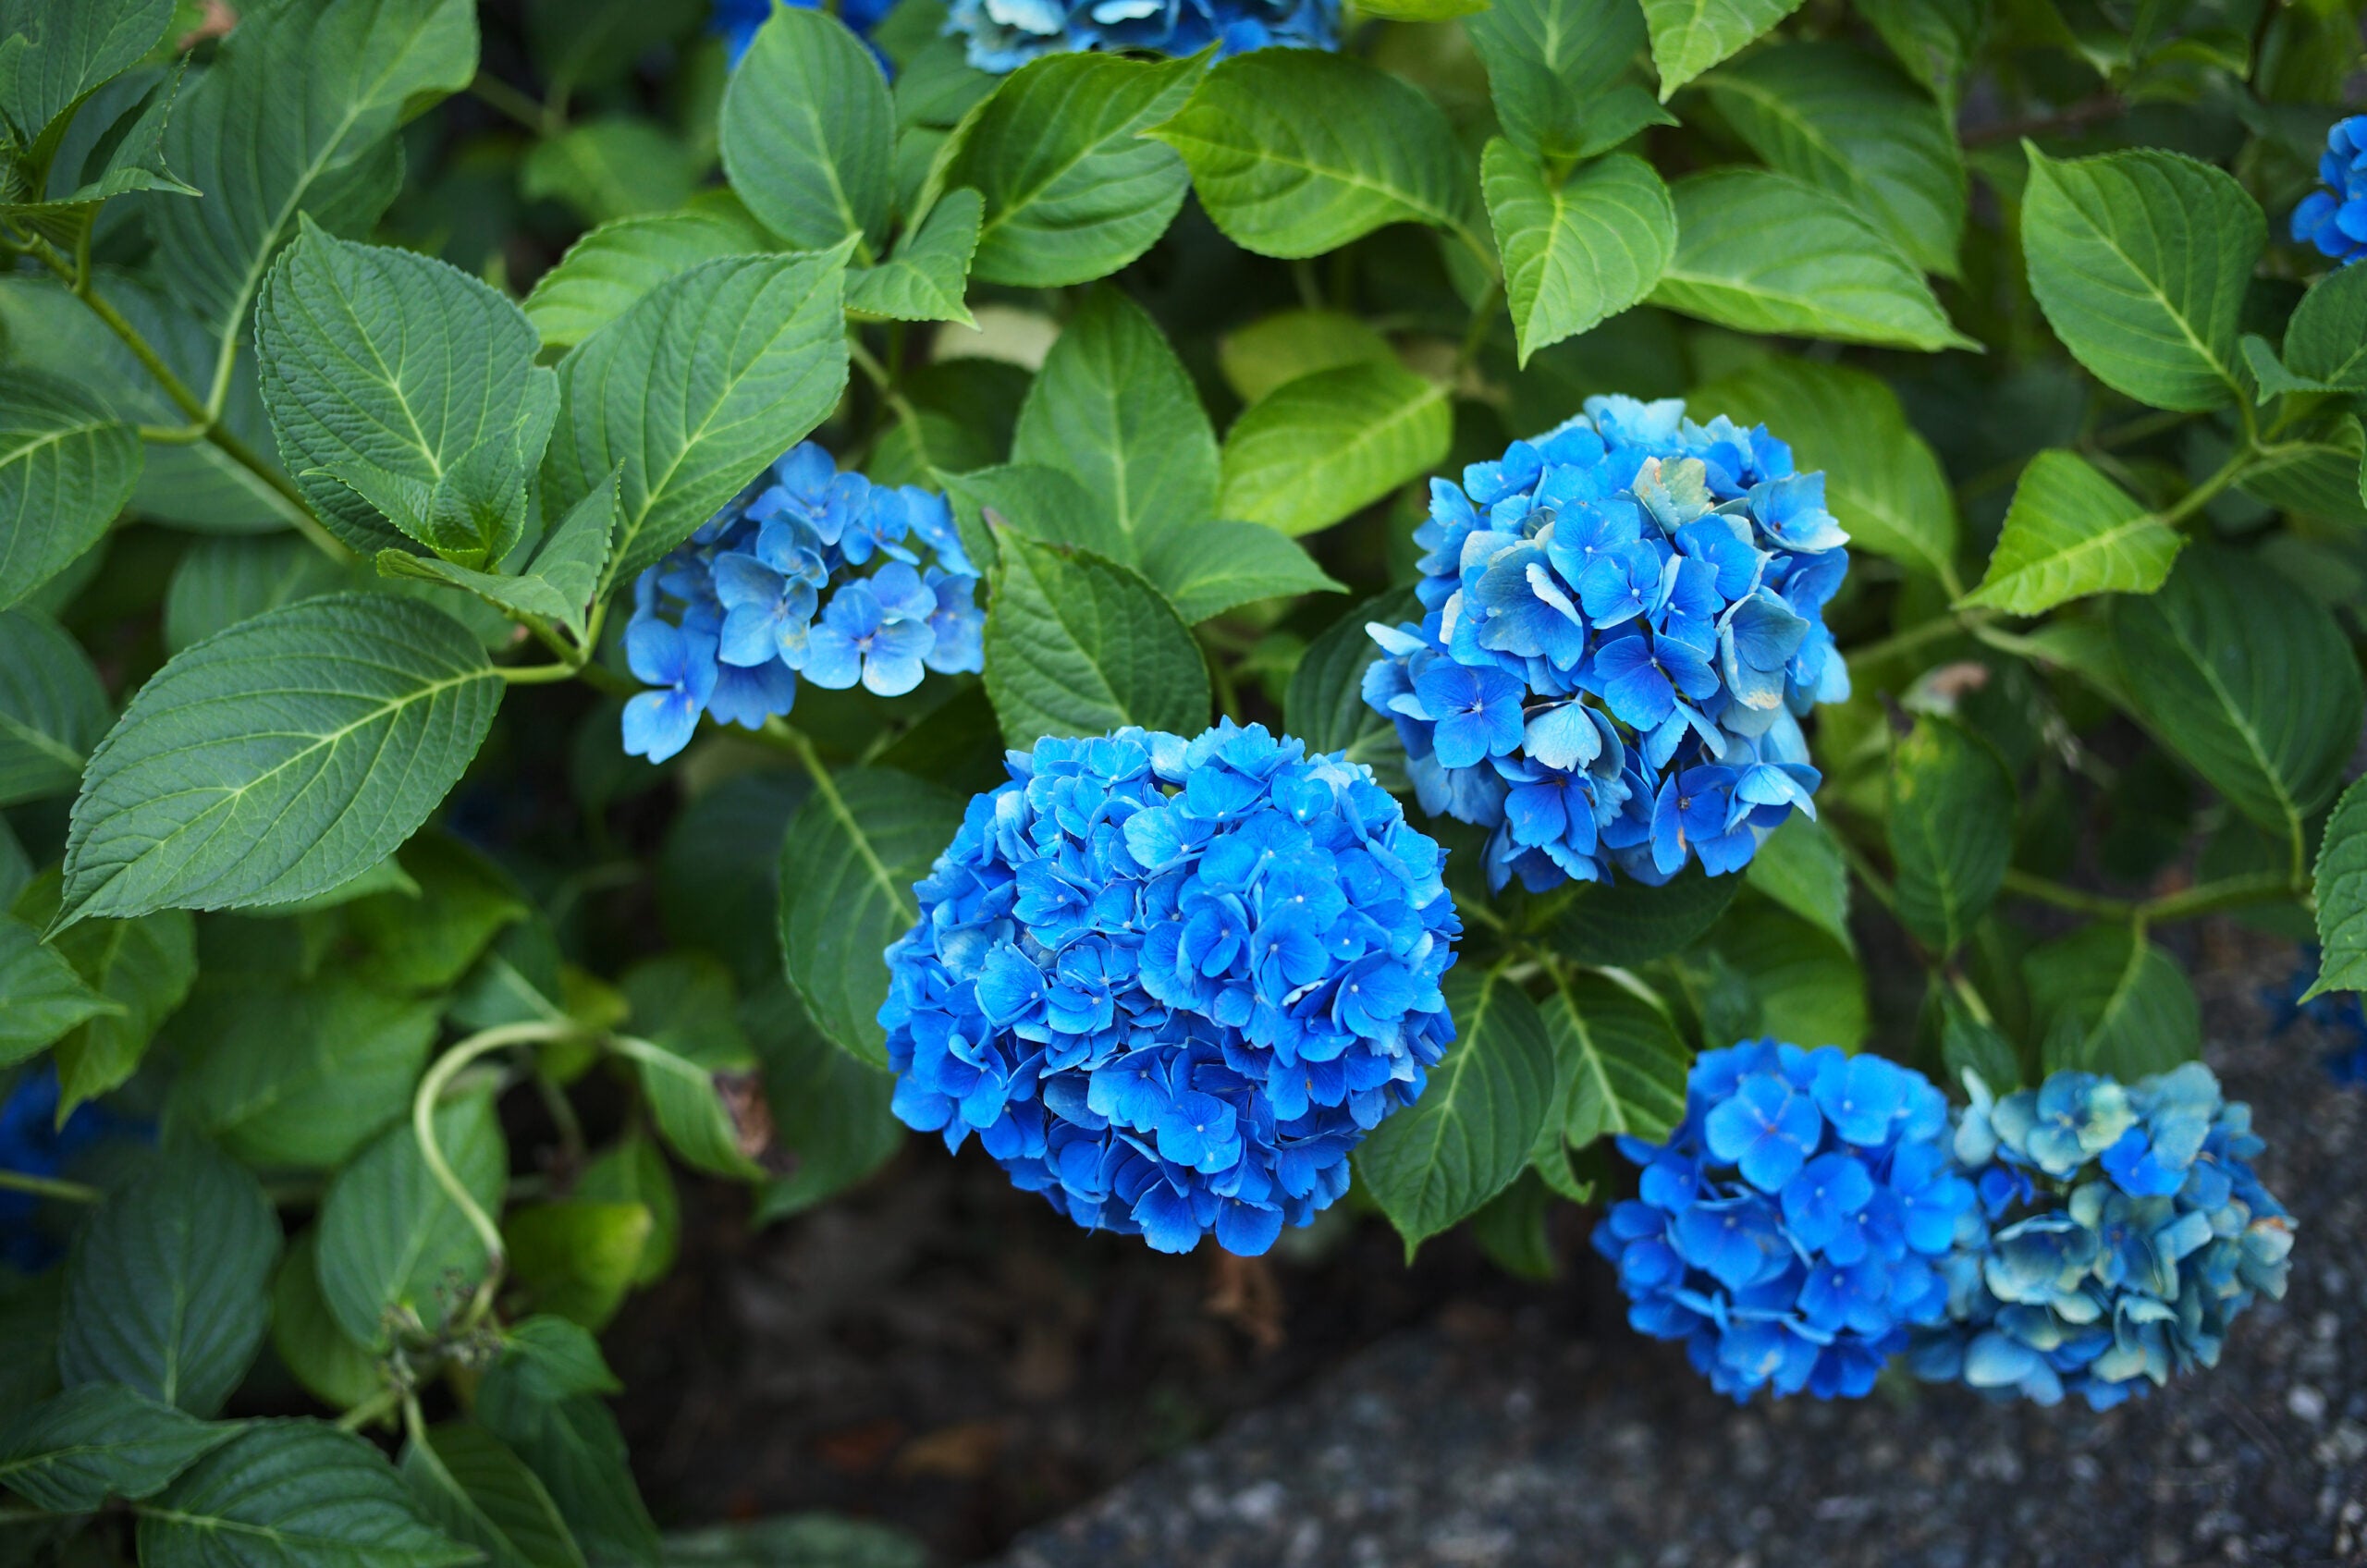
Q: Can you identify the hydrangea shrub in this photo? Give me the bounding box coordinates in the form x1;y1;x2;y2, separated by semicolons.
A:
0;0;2355;1551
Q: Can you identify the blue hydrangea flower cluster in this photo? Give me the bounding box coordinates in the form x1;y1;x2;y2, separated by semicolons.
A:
713;0;894;66
1363;397;1849;895
878;721;1461;1256
2292;115;2367;265
623;442;984;764
1;1066;143;1276
946;0;1336;74
2262;949;2367;1088
1909;1064;2296;1410
1592;1041;1973;1402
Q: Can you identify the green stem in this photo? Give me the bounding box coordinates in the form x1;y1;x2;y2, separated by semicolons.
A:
336;1388;401;1433
2000;867;2304;924
412;1023;573;1326
0;1169;102;1205
1945;971;1996;1026
1998;867;2132;918
496;661;582;684
1833;830;1901;917
469;70;558;138
2159;442;2256;530
1454;278;1503;376
848;337;926;455
1848;609;1984;673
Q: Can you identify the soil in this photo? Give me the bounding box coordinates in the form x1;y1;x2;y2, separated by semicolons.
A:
610;925;2367;1567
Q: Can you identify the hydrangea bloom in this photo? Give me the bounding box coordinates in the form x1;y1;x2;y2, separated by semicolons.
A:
623;442;983;763
878;721;1461;1256
1592;1041;1972;1402
713;0;894;66
1909;1064;2295;1410
1364;397;1849;895
2;1066;144;1276
2291;115;2367;265
2262;948;2367;1088
946;0;1335;74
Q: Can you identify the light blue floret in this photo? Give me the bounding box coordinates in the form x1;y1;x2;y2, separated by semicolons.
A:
944;0;1338;73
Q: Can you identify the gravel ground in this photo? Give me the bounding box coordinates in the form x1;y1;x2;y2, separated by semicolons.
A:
995;931;2367;1568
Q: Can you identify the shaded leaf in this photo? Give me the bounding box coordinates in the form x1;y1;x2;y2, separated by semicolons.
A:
1139;521;1344;623
0;1382;235;1513
1544;968;1689;1146
2027;924;2201;1080
0;370;141;609
522;206;774;354
0;606;108;806
1216;361;1451;537
2305;777;2367;1000
137;1420;474;1568
403;1421;587;1568
314;1092;507;1346
720;8;892;253
1888;715;2014;956
983;533;1211;746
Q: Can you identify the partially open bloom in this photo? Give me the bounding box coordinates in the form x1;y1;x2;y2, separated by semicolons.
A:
878;721;1461;1256
1910;1063;2295;1410
622;443;983;763
2291;115;2367;265
946;0;1336;74
1592;1042;1970;1402
1364;397;1849;894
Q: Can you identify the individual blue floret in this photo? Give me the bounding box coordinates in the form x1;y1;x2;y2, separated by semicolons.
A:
622;442;983;763
1909;1063;2295;1411
714;0;896;67
1363;397;1850;894
877;720;1462;1256
945;0;1336;74
2291;115;2367;265
2260;946;2367;1089
1591;1041;1971;1402
1;1066;145;1276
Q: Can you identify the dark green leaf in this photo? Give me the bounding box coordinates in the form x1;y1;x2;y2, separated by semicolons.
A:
522;206;774;355
0;1383;235;1513
941;461;1130;563
1852;0;1981;111
173;979;439;1170
58;594;503;926
1466;0;1659;164
1544;863;1742;965
403;1421;588;1568
314;1091;507;1346
983;533;1211;745
14;873;195;1114
1467;1168;1557;1280
162;536;350;655
777;766;965;1068
1713;896;1868;1050
136;1420;475;1568
0;370;141;609
2026;924;2201;1080
2305;776;2367;1000
2020;145;2261;412
1484;143;1674;365
745;980;901;1222
0;606;108;807
59;1138;278;1418
1216;361;1450;537
1139;521;1343;624
721;8;892;254
1888;715;2014;956
2238;417;2367;526
1543;968;1689;1146
616;954;763;1182
948;51;1199;288
0;0;175;152
475;1368;658;1568
1354;966;1555;1258
521;117;698;226
269;1231;381;1411
660;1516;927;1568
379;478;622;645
495;1317;621;1403
1938;990;2023;1094
2281;262;2367;391
1959;449;2179;615
0;913;116;1068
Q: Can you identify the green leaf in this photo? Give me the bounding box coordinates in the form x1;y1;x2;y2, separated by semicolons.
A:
1744;815;1852;953
0;1383;236;1513
948;50;1199;288
137;1420;475;1568
14;873;195;1115
59;1138;278;1418
502;1203;652;1332
403;1422;588;1568
521;206;775;354
269;1232;381;1411
1010;287;1218;555
2111;545;2361;836
2281;262;2367;391
1640;0;1807;98
1216;361;1451;536
721;7;892;254
257;221;549;564
1216;310;1393;406
661;1517;927;1568
1544;863;1741;965
150;0;478;361
475;1367;659;1568
0;1273;62;1424
745;980;901;1223
2026;924;2201;1080
2240;333;2324;401
521;117;699;226
163;536;350;655
2020;145;2261;412
0;63;197;236
1888;715;2014;956
57;594;503;926
1353;966;1555;1258
542;251;851;585
0;606;108;806
616;954;764;1182
1148;50;1485;261
1651;169;1972;350
341;833;529;994
1483;142;1674;365
1939;989;2023;1093
1466;0;1665;165
494;1317;621;1403
574;1133;678;1285
1852;0;1981;112
846;187;981;325
984;533;1211;746
1958;449;2180;616
379;478;622;645
2305;776;2367;1000
2238;417;2367;526
940;462;1131;563
0;370;141;609
173;979;440;1170
1467;1168;1557;1279
1542;968;1689;1147
0;0;175;152
1714;896;1868;1051
777;766;965;1068
0;913;116;1067
1698;42;1966;277
1139;521;1344;624
1283;589;1417;779
1689;356;1959;584
314;1091;508;1346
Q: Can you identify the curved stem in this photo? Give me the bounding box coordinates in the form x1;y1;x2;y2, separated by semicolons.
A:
497;659;582;684
412;1023;575;1323
335;1387;402;1432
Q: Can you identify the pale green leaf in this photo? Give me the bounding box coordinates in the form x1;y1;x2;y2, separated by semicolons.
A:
846;186;981;325
1650;169;1974;350
720;8;892;253
1641;0;1806;98
501;1203;651;1332
1959;449;2180;615
1139;521;1344;623
1744;815;1852;953
1217;361;1451;536
1216;310;1392;406
1483;142;1674;365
